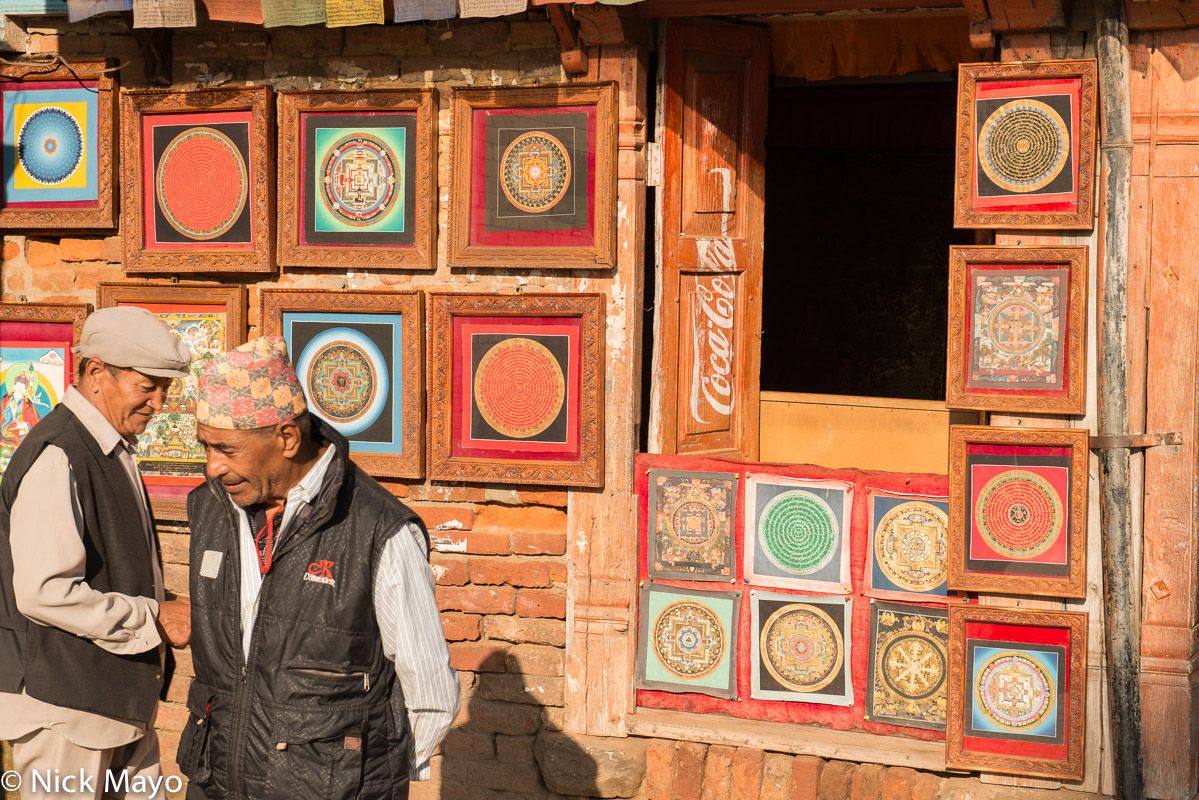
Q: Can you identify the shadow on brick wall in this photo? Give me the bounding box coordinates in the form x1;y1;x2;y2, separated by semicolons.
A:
423;651;645;800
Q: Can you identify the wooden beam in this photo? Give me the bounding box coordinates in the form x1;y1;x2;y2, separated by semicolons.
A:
987;0;1066;31
547;4;588;76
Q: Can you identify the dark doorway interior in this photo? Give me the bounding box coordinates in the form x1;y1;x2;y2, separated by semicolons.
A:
759;77;975;401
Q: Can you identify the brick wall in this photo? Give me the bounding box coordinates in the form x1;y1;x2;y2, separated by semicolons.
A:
0;13;1115;800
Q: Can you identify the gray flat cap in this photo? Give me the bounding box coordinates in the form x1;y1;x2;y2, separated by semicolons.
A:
75;306;192;378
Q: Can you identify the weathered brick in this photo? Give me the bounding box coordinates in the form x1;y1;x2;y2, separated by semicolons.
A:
410;483;486;503
509;20;558;49
447;641;509;673
850;762;884;800
436;584;515;615
792;756;823;796
159;532;189;565
163;564;189;597
761;753;793;800
475;503;566;532
385;481;411;498
430;20;508;54
57;238;103;263
505;643;564;677
476;672;564;706
730;748;763;798
157;730;180;763
440;612;482;642
517;489;568;507
171;647;193;679
5;269;29;293
326;55;400;83
430;530;508;555
440;730;494;761
511;531;567;556
645;741;676;800
440;759;545;794
880;766;916;800
341;22;430;55
270;25;344;55
515;588;567;619
673;742;706;800
399;55;483;84
818;760;855;800
548;561;567;582
164;675;191;704
911;772;941;800
485;615;565;647
701;744;734;800
470;557;552;587
517;48;567;80
3;239;20;262
412;504;475;532
430;555;469;586
495;734;536;765
453;697;543;736
154;703;188;732
25;240;58;269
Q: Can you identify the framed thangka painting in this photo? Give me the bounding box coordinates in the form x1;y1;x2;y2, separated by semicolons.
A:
0;60;116;230
865;601;949;731
120;86;273;273
428;293;605;488
637;583;739;699
0;302;88;475
276;90;436;270
647;468;737;581
865;489;964;604
954;60;1097;229
261;290;424;479
949;425;1088;599
98;283;246;518
743;473;851;594
947;246;1087;415
750;590;852;706
449;83;617;270
947;605;1087;780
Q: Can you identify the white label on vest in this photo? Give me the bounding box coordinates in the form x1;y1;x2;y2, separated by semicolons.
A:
200;550;223;579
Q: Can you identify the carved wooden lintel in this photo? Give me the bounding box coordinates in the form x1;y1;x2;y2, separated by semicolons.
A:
547;4;588;76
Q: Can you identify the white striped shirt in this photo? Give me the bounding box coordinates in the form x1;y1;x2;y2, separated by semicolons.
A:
232;445;459;780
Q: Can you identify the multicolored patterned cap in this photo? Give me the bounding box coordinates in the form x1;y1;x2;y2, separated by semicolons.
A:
196;336;307;430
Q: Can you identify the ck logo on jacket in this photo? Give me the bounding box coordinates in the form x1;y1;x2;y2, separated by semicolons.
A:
304;559;336;587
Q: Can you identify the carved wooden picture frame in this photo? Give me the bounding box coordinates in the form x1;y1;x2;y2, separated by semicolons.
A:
954;59;1097;229
0;302;90;478
0;59;117;230
276;89;437;270
947;605;1087;780
97;282;247;519
428;292;605;487
946;246;1088;415
260;289;425;480
948;425;1088;599
448;82;618;270
120;86;274;273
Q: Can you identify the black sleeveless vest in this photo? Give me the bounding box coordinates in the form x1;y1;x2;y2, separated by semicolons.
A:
180;422;425;800
0;402;164;723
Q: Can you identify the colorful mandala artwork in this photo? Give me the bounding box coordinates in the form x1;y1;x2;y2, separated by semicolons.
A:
652;600;725;679
757;490;839;576
320;132;399;226
760;603;844;693
874;501;949;593
473;337;566;439
975;469;1063;560
649;470;736;580
500;131;572;214
155;127;248;240
867;603;949;730
969;271;1063;390
295;327;389;438
978;99;1070;194
0;345;67;476
17;106;83;186
974;650;1056;733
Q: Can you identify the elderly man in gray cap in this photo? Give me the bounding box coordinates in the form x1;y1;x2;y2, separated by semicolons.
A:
0;306;193;800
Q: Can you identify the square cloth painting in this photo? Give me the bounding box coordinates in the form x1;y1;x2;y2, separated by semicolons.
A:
744;474;852;593
865;601;949;730
637;582;739;699
750;591;853;706
647;468;737;581
0;339;69;474
2;81;98;207
866;490;955;602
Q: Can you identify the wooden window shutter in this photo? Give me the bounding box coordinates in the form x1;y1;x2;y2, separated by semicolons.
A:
656;19;769;459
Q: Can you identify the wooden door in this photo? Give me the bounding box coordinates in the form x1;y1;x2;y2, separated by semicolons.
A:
655;18;769;459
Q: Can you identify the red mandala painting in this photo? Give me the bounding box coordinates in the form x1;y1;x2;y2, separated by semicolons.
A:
975;469;1063;560
472;337;565;439
155;126;248;240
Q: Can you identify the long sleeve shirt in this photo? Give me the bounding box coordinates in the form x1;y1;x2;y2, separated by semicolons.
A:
0;387;163;749
231;445;459;780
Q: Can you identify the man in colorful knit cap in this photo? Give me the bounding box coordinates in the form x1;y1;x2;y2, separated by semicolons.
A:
182;337;458;800
0;306;193;800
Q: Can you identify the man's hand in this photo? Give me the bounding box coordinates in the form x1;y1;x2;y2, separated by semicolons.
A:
157;596;191;647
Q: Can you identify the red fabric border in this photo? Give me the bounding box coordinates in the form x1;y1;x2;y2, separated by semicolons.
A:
0;322;76;379
635;452;952;742
141;110;255;251
450;315;581;461
468;105;596;248
962;620;1071;761
971;77;1082;214
967;443;1073;458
